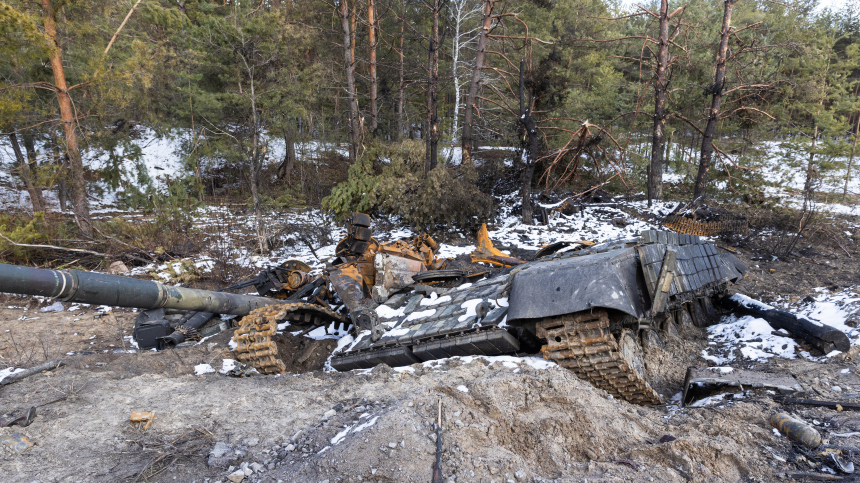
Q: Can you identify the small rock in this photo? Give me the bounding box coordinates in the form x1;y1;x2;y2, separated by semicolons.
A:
226;470;245;483
408;401;414;407
323;409;337;420
659;434;677;443
245;438;259;447
250;462;263;472
515;469;527;481
388;442;397;449
285;444;295;451
454;420;465;428
833;386;843;393
814;377;820;386
108;261;130;274
209;442;244;467
267;463;276;471
242;466;252;476
428;433;437;443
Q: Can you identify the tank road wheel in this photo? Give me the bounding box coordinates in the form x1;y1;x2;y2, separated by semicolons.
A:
535;310;662;405
232;303;347;375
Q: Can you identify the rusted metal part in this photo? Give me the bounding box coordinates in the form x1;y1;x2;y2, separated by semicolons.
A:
372;253;426;301
662;215;747;236
470;224;526;267
771;412;822;449
232;303;346;375
681;366;803;407
536;310;663;405
329;263;375;317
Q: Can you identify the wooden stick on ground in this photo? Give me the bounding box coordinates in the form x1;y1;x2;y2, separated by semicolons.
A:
0;232;107;258
1;360;65;386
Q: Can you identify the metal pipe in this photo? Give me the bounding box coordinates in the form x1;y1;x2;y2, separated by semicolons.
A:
160;311;217;348
0;262;283;316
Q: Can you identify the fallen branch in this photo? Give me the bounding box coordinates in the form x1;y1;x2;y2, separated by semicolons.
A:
1;360;65;386
0;232;108;258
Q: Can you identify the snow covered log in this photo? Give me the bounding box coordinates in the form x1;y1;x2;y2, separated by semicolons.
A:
725;294;850;354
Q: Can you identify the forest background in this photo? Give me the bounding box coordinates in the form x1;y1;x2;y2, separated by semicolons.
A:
0;0;858;262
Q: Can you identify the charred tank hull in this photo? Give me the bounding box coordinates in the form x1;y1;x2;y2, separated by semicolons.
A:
329;230;747;404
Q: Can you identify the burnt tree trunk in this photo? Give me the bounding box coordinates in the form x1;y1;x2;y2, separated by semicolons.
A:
8;133;44;213
461;0;493;165
723;295;850;354
368;0;378;134
647;0;670;207
42;0;92;235
693;0;736;201
339;0;361;163
518;59;539;225
425;0;444;174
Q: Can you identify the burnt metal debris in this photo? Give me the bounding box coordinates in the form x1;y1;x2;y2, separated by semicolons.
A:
0;214;752;405
681;366;804;407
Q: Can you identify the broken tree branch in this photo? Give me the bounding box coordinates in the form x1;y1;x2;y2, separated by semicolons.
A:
104;0;143;56
0;232;108;258
1;360;65;386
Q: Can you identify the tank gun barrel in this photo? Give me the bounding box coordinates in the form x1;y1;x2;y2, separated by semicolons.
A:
0;262;283;316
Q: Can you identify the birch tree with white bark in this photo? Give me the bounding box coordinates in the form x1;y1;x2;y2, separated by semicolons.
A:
449;0;483;149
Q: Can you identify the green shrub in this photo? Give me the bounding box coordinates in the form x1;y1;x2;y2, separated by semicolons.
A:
323;140;493;231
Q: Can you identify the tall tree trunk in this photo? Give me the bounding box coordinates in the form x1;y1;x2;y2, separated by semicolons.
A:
693;0;736;201
517;59;539;225
368;0;378;134
339;0;361;163
9;133;44;213
425;0;443;174
42;0;92;236
396;0;405;141
844;113;860;200
21;132;46;212
462;0;493;165
277;122;297;183
48;131;67;211
647;0;669;207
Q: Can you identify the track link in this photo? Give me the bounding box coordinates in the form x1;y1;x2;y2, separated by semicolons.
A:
232;303;346;375
536;310;662;405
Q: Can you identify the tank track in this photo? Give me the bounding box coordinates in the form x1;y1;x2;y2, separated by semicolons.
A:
232;303;347;375
536;310;663;405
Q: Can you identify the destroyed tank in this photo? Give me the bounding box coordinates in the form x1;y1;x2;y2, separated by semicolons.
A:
0;225;747;406
323;229;749;405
